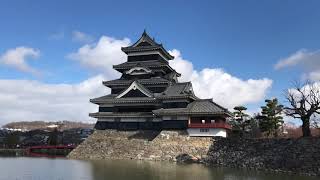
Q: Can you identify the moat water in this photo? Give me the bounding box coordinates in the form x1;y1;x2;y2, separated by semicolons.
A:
0;157;317;180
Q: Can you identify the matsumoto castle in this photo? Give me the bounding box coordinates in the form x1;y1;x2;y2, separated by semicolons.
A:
90;31;232;137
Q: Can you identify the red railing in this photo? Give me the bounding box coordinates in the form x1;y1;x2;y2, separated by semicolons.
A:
25;145;76;158
188;123;231;130
26;145;75;150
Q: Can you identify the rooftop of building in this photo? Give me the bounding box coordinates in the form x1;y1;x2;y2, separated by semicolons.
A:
152;99;232;116
121;30;174;60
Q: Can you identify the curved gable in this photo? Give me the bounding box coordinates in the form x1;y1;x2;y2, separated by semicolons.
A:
125;67;152;75
116;81;153;98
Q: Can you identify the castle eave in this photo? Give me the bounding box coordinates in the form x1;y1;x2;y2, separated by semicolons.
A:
89;112;155;118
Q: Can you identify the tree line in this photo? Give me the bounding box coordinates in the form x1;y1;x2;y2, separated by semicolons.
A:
230;81;320;138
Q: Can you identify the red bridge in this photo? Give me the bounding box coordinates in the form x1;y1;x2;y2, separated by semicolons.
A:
26;145;76;158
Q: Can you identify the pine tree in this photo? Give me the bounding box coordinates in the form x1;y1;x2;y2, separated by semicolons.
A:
231;106;251;137
258;98;284;137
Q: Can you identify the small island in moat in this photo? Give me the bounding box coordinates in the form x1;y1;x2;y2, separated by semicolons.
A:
68;31;320;176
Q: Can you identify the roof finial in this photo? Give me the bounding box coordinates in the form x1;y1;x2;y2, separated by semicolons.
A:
143;29;147;36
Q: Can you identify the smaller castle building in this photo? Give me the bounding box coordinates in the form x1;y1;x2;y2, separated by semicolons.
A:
90;31;232;137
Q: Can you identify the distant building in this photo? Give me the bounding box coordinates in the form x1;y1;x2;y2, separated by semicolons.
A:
90;31;232;137
47;124;59;129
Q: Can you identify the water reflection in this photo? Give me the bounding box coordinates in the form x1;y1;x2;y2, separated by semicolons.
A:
89;159;317;180
0;157;317;180
91;160;213;180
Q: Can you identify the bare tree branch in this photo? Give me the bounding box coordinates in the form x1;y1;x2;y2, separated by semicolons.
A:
284;80;320;137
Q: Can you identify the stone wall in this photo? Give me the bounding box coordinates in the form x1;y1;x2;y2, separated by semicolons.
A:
68;130;320;176
204;137;320;176
68;130;212;161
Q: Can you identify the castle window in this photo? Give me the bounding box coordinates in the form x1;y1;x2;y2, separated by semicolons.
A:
200;129;209;132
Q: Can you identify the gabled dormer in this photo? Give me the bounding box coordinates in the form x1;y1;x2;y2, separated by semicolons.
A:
121;30;174;61
116;81;154;98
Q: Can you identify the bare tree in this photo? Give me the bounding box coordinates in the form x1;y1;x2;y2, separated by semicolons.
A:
311;115;320;128
284;81;320;137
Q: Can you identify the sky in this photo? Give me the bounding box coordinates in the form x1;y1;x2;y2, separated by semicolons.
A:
0;0;320;125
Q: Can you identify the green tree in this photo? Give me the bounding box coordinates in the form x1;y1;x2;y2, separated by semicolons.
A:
258;98;284;137
248;114;261;138
48;128;59;145
231;106;251;137
4;133;20;148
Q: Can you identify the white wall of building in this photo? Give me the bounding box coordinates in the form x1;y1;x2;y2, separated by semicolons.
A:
187;128;227;137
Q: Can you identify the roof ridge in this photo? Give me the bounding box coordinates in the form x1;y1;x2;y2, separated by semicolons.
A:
210;100;228;111
124;31;161;48
181;82;192;94
194;98;213;101
174;82;191;85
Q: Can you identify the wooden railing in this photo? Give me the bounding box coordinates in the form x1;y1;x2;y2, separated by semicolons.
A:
188;123;231;129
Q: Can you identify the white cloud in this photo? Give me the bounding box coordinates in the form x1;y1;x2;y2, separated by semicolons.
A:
274;49;320;81
274;49;310;69
0;35;273;124
0;47;40;75
308;71;320;81
169;49;194;82
67;35;130;78
169;49;273;109
72;30;95;43
0;75;108;125
68;38;273;110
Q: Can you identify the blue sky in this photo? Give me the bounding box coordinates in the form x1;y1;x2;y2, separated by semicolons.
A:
0;0;319;124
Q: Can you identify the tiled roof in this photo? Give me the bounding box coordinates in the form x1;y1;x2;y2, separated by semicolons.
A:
152;99;232;116
164;71;181;79
127;30;161;47
103;77;171;87
188;99;228;113
113;60;168;70
90;94;116;102
156;82;197;99
90;96;159;104
89;112;155;118
121;31;174;60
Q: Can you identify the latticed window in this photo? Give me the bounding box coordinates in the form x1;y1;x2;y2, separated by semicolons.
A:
200;129;209;132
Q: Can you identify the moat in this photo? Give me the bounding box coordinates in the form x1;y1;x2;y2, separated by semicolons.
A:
0;157;317;180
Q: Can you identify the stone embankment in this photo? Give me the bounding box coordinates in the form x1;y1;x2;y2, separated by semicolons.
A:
204;137;320;176
68;130;211;162
69;130;320;176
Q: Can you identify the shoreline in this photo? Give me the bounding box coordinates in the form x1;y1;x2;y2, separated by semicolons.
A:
203;137;320;177
0;148;25;156
68;130;320;177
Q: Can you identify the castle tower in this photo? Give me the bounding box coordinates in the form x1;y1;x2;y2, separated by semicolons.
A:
89;31;232;137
